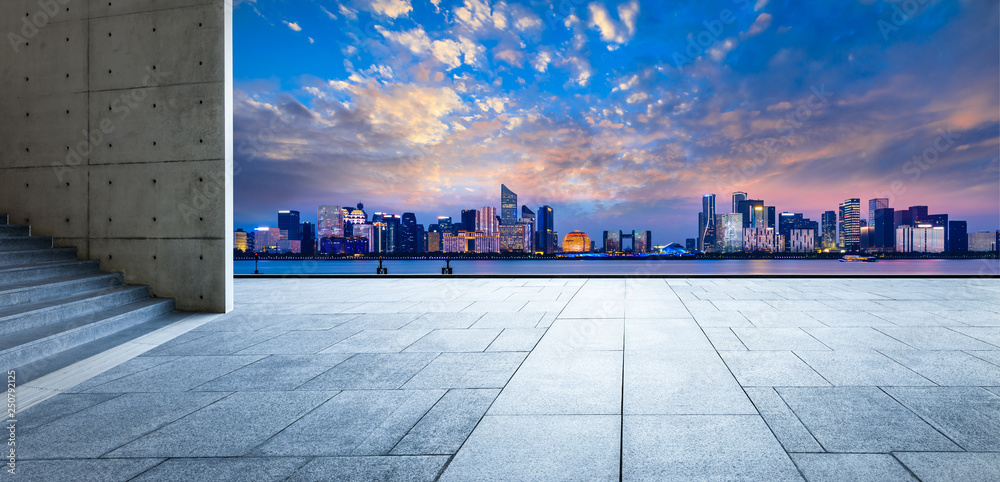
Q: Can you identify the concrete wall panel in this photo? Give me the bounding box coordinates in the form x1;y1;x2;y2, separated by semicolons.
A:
88;83;224;164
89;238;226;311
2;0;89;32
89;0;214;18
0;92;88;168
88;160;225;238
88;4;223;91
2;19;88;97
0;166;89;240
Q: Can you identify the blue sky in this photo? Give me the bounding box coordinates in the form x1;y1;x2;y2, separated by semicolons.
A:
234;0;999;245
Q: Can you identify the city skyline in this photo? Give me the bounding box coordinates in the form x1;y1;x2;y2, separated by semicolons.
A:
234;0;1000;243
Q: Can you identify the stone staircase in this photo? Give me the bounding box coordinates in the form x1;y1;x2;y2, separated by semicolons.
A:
0;213;177;379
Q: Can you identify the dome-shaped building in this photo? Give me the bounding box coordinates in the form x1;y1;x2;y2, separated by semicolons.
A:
562;231;591;253
658;243;689;255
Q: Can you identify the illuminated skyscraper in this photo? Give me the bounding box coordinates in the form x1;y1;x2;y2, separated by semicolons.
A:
732;192;747;213
300;222;315;256
317;205;343;238
278;210;301;241
476;207;498;236
537;205;554;254
633;230;652;253
520;206;536;253
873;208;895;253
839;198;861;251
715;213;744;253
737;199;764;228
399;213;418;253
461;210;477;233
698;194;716;252
233;229;247;252
949;221;968;252
501;184;518;225
868;198;889;226
604;230;622;252
821;211;837;250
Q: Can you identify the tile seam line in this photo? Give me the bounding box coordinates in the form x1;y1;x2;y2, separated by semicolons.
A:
876;386;967;451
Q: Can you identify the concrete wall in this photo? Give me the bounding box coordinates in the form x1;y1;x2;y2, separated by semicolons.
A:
0;0;233;312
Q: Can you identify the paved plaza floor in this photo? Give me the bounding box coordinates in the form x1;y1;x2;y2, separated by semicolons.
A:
13;278;1000;481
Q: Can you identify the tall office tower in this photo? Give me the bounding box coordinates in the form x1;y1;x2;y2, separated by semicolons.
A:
948;221;968;252
968;232;996;252
369;221;388;253
500;224;527;252
732;192;747;213
460;209;477;233
300;222;315;256
742;227;779;252
920;213;949;250
766;206;776;229
686;238;697;252
839;198;861;251
821;211;837;250
716;213;744;253
537;205;554;254
737;199;765;228
897;224;945;253
633;230;651;253
399;213;418;253
317;206;343;238
603;230;622;252
415;224;426;253
789;229;816;253
909;206;929;221
475;207;498;236
437;216;453;236
698;194;716;252
778;213;799;252
254;227;280;252
246;231;255;253
873;208;895;253
501;184;518;225
234;229;247;252
278;210;301;240
520;205;536;252
868;198;889;226
427;225;442;253
384;214;401;253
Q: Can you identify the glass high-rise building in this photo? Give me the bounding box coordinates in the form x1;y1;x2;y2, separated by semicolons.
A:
520;206;536;252
949;221;968;252
461;209;477;233
868;198;889;226
736;199;764;228
278;210;301;241
437;216;453;236
400;213;418;253
731;192;747;214
873;208;895;253
300;222;315;256
603;230;622;252
476;207;498;236
501;184;518;225
821;210;837;250
317;205;343;238
838;199;861;251
716;213;743;253
698;194;716;252
537;205;554;254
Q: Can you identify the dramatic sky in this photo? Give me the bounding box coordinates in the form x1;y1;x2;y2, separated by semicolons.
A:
234;0;999;245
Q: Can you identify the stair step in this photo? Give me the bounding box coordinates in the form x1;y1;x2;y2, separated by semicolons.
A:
0;247;77;267
0;272;124;309
0;298;175;373
0;260;101;285
0;285;150;337
0;225;29;237
0;236;53;252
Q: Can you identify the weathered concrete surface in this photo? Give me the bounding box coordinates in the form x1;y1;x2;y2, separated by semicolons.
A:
0;0;233;312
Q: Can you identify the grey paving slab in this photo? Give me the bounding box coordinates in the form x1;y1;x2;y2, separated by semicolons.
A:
893;452;1000;482
392;388;499;455
883;387;1000;451
193;354;353;391
521;300;570;312
143;330;284;356
625;318;716;351
932;310;1000;326
803;327;914;351
719;351;830;387
132;457;310;482
712;300;778;311
439;415;620;482
80;355;266;393
803;311;898;327
793;350;935;386
624;301;690;318
742;311;827;328
488;350;622;415
402;352;527;389
702;327;749;350
287;456;449;482
880;350;1000;386
17;392;228;459
744;387;823;452
768;300;839;311
624;350;756;415
342;301;421;313
776;387;962;452
471;311;546;328
875;327;999;350
107;391;335;457
401;300;474;312
340;313;424;330
623;415;802;481
252;390;445;456
11;459;165;482
298;353;439;390
404;329;502;352
732;328;831;351
462;300;527;312
559;299;625;319
533;319;624;351
19;393;120;430
320;329;432;353
486;328;546;351
403;312;485;330
235;327;363;354
790;453;917;482
868;311;957;326
690;310;754;327
947;327;1000;347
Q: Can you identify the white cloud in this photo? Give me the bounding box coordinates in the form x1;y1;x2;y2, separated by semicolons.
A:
587;0;639;46
741;13;772;40
367;0;412;18
308;37;315;43
283;21;302;32
454;0;494;30
377;26;483;70
338;3;358;20
708;38;737;61
494;49;523;67
626;92;649;104
476;96;507;113
755;0;770;11
532;50;552;72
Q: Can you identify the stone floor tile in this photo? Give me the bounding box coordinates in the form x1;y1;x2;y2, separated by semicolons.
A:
790;453;917;482
732;328;831;351
287;456;449;482
533;319;624;351
879;350;1000;386
883;386;1000;451
80;355;265;393
392;389;499;455
488;350;622;415
485;328;546;351
719;351;830;387
132;457;310;482
624;350;755;415
893;452;1000;482
297;353;439;390
744;387;823;452
402;352;527;389
875;327;998;350
193;354;353;391
625;319;715;351
320;329;432;353
793;350;935;386
11;459;165;482
404;329;502;352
